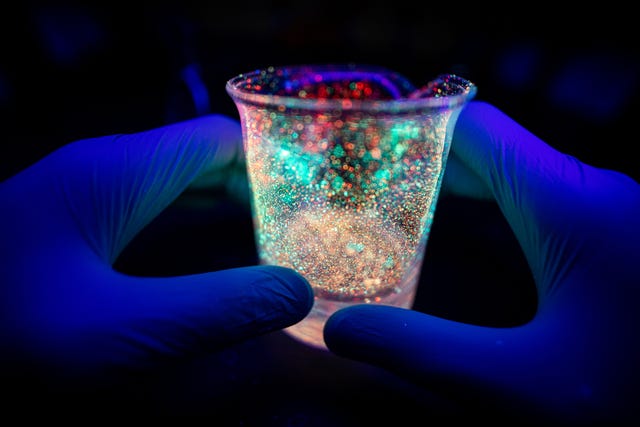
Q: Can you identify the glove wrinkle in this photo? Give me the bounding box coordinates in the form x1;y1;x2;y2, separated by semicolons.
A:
55;122;226;265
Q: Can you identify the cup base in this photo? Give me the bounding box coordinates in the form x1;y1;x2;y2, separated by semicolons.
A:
284;276;419;350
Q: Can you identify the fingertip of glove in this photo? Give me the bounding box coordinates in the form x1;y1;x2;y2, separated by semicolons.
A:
323;309;347;353
323;305;374;355
252;265;314;318
324;305;405;356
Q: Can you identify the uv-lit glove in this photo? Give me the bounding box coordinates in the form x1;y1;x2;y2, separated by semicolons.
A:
0;115;312;400
324;101;640;425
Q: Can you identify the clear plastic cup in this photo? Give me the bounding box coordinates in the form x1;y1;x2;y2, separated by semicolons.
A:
226;64;476;349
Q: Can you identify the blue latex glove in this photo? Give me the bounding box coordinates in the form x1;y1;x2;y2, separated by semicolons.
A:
324;101;640;425
0;115;312;396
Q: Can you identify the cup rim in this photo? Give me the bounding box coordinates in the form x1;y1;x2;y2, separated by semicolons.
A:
226;63;477;112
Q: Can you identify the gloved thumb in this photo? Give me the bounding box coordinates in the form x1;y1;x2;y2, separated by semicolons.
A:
324;304;575;423
63;264;313;373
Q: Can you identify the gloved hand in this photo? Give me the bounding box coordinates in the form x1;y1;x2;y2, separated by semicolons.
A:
324;101;640;425
0;115;312;404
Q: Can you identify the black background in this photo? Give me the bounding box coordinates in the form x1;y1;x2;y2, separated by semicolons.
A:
1;1;637;423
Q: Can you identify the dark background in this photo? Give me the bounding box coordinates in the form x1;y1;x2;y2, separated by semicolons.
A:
1;1;638;423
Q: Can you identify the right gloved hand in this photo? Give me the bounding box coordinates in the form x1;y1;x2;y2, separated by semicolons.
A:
324;100;640;425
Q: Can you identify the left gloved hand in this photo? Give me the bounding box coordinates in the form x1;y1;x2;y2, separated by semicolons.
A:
0;115;313;402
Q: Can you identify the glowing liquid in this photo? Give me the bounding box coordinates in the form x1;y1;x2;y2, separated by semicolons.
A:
263;208;424;301
269;209;427;349
247;128;443;350
228;66;475;350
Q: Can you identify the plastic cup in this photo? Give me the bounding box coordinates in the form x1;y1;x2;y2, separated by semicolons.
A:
226;64;476;349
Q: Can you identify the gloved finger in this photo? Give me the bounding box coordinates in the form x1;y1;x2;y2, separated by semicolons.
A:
323;304;591;423
185;116;246;191
325;304;527;387
23;114;242;264
447;100;637;232
451;101;590;291
450;101;640;293
449;101;572;225
44;265;313;374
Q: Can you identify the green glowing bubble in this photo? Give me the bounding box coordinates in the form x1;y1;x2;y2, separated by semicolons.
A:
332;176;344;191
374;169;391;182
